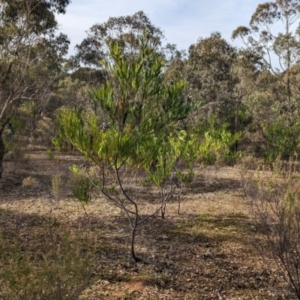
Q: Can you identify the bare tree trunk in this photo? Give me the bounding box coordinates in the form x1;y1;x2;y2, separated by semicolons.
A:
131;225;141;262
0;134;5;178
161;203;166;219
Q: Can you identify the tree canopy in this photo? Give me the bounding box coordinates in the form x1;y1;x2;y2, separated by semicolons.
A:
0;0;70;177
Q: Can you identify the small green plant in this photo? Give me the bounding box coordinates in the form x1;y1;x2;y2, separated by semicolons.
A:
5;145;29;163
262;121;300;163
176;169;195;186
199;122;243;165
3;139;12;154
0;218;97;299
52;134;74;153
46;149;55;160
51;175;62;204
73;176;92;203
69;164;92;203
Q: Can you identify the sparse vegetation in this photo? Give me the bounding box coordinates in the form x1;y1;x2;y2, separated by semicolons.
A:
51;174;62;204
0;211;98;300
72;176;92;204
243;160;300;299
47;149;55;161
0;153;294;299
2;0;300;298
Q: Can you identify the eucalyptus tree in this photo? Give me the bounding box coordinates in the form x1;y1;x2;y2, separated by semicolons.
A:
67;11;167;123
232;0;300;115
163;44;187;84
47;67;107;119
0;0;70;177
55;34;198;262
185;32;239;131
232;0;300;160
74;11;164;68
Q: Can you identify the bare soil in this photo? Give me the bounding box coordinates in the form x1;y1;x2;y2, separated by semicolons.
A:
0;150;293;299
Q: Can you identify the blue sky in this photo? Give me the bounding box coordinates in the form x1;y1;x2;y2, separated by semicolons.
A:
56;0;264;55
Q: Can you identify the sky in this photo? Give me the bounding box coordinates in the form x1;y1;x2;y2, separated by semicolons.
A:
56;0;265;56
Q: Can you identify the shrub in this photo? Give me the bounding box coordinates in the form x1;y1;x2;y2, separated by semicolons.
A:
51;175;62;204
0;217;97;299
262;122;300;163
73;176;92;204
243;160;300;298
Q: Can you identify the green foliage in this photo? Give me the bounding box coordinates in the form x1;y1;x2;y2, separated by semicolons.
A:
176;169;195;186
262;121;300;162
69;164;81;175
0;0;70;124
0;0;70;178
56;34;195;186
75;11;164;67
73;177;92;203
69;164;92;203
8;116;24;133
0;219;95;299
53;31;246;261
197;119;243;165
186;32;238;126
54;33;198;261
19;101;36;117
231;0;300;164
52;124;74;153
46;149;55;161
2;138;12;154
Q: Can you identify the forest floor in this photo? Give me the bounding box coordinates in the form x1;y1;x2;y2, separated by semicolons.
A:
0;147;293;299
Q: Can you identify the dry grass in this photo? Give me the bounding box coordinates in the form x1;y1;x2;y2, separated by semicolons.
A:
0;151;294;299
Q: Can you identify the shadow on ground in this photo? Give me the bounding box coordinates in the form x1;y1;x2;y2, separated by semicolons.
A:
0;151;290;299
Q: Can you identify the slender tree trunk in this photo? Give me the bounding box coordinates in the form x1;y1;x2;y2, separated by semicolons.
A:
285;14;292;118
131;225;141;262
0;134;5;178
161;203;166;219
178;195;181;215
234;101;239;152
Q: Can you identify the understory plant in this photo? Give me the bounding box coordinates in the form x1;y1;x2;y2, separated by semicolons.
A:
0;216;96;299
54;33;198;262
262;121;300;163
243;159;300;298
54;33;237;262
